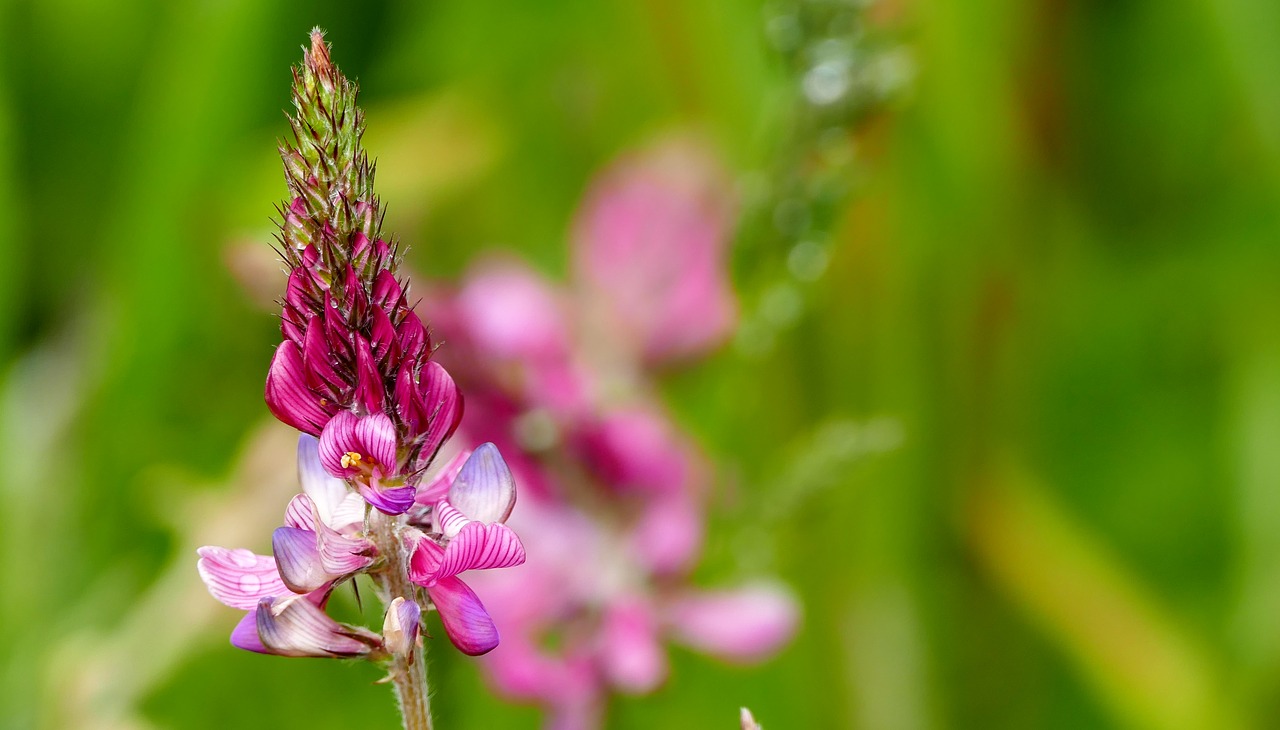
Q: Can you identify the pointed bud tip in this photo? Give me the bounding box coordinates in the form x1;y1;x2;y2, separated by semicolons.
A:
307;28;332;76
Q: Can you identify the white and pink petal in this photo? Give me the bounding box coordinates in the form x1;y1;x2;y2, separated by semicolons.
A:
196;546;291;611
446;442;516;526
255;596;380;658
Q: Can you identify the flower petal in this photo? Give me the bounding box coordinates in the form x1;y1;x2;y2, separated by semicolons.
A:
354;412;398;474
230;608;268;653
433;519;526;579
353;336;385;414
414;449;471;507
302;315;344;394
456;260;570;361
256;596;379;658
272;526;330;594
315;518;376;575
370;306;397;363
408;534;444;587
282;493;317;531
297;434;356;527
665;583;799;662
265;341;330;435
398;311;429;363
395;366;425;436
428;576;500;656
196;546;291;611
318;410;360;477
432;500;471;539
356;479;416;515
447;443;516;525
373;270;403;311
630;493;703;576
329;492;368;531
417;361;462;460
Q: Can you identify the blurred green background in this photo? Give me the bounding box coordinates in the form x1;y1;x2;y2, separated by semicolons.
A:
2;0;1279;728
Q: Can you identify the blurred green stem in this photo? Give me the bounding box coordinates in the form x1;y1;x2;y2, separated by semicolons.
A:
371;512;434;730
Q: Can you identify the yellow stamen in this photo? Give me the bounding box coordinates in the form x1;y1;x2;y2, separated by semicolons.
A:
341;451;363;469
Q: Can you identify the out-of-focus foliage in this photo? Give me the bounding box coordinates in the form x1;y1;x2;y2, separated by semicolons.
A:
1;0;1278;728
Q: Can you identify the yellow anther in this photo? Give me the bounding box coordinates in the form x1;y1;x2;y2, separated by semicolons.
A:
340;451;364;469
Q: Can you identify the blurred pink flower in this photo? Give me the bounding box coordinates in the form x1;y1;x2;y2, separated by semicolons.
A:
571;138;738;364
420;137;797;728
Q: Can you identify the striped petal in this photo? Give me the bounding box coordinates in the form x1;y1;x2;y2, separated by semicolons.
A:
272;526;330;594
283;493;317;531
318;411;398;479
256;597;379;658
354;412;398;473
432;500;471;539
315;519;376;575
433;520;525;580
264;341;330;435
196;547;290;611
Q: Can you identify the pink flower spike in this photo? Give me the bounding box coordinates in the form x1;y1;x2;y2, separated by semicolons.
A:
447;442;516;526
196;547;292;611
427;575;500;656
318;411;398;479
255;596;380;658
264;341;330;436
665;584;799;663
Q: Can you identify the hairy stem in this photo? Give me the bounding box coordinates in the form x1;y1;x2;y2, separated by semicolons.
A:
371;512;433;730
